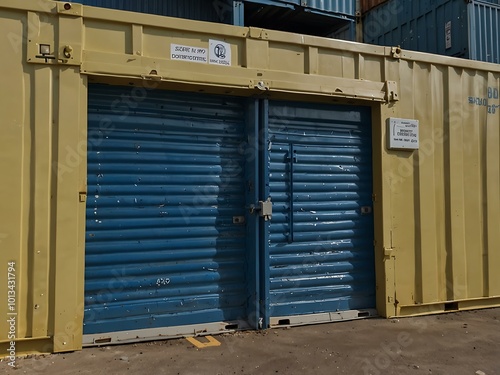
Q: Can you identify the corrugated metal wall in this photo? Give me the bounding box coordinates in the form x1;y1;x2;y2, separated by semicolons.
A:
363;0;500;63
302;0;355;16
329;23;355;41
266;101;375;319
247;0;356;16
72;0;356;22
361;0;388;13
469;0;500;64
387;59;500;315
363;0;469;59
72;0;224;23
84;85;251;334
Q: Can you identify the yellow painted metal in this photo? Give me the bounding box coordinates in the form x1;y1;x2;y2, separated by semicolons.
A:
0;0;499;357
185;336;222;349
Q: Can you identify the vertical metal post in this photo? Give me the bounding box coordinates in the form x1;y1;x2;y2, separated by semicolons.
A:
355;0;363;43
259;99;270;329
244;99;260;329
466;0;476;60
232;1;245;26
288;143;295;243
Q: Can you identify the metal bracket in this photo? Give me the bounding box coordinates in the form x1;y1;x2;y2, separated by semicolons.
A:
141;70;163;81
254;81;270;91
259;198;273;221
248;197;273;221
385;81;399;102
248;27;269;40
391;46;402;59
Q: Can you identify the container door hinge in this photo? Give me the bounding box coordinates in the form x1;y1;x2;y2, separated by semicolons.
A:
385;81;399;102
384;247;394;258
79;192;87;202
372;193;377;202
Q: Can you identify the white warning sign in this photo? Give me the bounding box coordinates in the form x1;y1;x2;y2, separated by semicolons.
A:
209;39;231;66
170;44;207;64
388;118;420;150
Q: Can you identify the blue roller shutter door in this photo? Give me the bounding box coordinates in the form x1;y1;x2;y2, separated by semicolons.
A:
267;101;376;319
84;85;251;334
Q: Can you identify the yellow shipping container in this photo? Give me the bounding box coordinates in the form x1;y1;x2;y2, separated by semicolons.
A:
0;0;499;357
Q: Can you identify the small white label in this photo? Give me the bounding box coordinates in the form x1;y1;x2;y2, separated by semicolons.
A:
209;39;231;66
388;118;419;150
445;21;452;50
170;44;207;64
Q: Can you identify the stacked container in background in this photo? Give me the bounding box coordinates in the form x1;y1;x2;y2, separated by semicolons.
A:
362;0;500;64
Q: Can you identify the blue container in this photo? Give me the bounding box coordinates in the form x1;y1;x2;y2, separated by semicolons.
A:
363;0;500;64
72;0;225;23
241;0;356;39
245;0;355;17
72;0;357;40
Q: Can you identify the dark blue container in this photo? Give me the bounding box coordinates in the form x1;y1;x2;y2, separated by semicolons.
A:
363;0;500;64
71;0;357;40
73;0;225;23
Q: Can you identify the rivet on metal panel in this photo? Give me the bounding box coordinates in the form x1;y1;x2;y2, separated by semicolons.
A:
385;81;399;102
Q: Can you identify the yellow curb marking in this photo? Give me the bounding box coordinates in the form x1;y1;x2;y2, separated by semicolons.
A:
186;335;221;348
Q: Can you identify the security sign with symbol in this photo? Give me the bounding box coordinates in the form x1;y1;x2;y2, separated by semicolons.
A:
209;39;231;66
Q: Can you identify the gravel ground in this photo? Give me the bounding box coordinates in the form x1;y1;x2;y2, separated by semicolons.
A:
1;308;499;375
